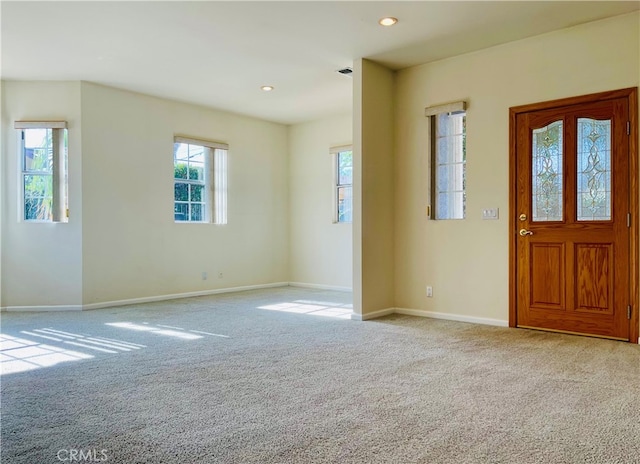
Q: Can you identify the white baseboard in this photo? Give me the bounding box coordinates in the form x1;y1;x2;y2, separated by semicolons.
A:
288;282;352;292
1;288;507;331
2;305;83;312
82;282;290;310
351;307;395;321
2;282;290;312
395;307;508;327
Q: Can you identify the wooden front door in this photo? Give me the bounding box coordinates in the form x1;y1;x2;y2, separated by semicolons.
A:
510;89;638;342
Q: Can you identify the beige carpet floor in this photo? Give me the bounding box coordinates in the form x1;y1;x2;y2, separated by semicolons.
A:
1;287;639;463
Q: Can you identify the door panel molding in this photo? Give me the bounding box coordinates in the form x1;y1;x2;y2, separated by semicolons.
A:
530;242;565;309
509;88;638;343
574;243;612;314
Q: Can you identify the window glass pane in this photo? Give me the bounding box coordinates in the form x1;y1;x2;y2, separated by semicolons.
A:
190;203;203;222
188;162;205;181
577;118;611;221
24;175;53;220
438;113;465;134
174;182;189;202
25;197;53;221
23;128;52;172
436;114;452;137
187;144;206;164
24;174;52;198
174;162;188;180
437;191;465;220
532;120;563;222
436;164;465;193
337;186;352;223
174;143;189;164
437;164;448;192
436;115;465;163
190;184;204;202
174;203;188;221
437;192;450;218
338;151;353;185
452;136;465;163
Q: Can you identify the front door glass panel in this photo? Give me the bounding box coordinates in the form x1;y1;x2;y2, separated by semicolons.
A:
532;120;563;222
577;118;612;221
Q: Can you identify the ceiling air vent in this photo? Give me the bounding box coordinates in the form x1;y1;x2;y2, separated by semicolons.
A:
337;67;353;76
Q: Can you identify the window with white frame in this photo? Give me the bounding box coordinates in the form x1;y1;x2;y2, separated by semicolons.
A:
426;101;467;220
332;146;353;223
16;121;68;222
173;136;227;224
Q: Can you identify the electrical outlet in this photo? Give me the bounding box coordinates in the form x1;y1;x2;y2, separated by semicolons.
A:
426;286;433;298
201;272;207;280
218;272;224;279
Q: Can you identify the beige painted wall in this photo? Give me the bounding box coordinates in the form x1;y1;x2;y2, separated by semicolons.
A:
80;83;289;304
3;12;636;320
394;12;639;322
1;81;83;307
288;114;352;289
353;58;396;316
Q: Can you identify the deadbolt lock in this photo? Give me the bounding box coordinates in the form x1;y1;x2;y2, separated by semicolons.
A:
519;214;527;221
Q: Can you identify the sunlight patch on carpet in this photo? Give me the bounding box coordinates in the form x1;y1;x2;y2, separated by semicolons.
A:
257;300;352;319
0;334;93;375
105;322;203;340
0;328;150;376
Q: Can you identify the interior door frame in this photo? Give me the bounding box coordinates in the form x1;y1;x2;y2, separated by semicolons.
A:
509;88;639;343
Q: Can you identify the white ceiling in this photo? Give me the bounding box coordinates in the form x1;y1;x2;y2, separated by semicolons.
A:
2;1;638;125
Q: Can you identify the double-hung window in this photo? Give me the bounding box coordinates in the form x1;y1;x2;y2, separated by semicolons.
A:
173;136;227;224
332;146;353;223
16;121;68;222
426;101;467;220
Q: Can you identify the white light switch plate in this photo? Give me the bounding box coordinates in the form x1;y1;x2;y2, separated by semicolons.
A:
482;208;499;220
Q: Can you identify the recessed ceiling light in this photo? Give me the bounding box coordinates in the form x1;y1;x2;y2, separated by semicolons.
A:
261;85;274;92
378;17;398;27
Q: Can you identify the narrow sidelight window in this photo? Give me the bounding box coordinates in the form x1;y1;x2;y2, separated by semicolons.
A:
332;146;353;223
16;121;68;222
426;101;467;220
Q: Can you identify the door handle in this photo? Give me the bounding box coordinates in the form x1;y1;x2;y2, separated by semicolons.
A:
519;229;534;236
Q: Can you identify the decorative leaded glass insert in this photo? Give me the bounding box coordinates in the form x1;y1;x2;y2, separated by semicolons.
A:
532;120;563;222
577;118;611;221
